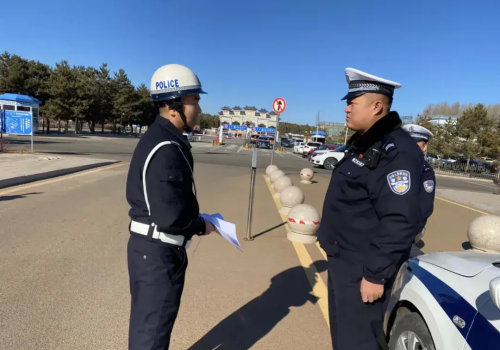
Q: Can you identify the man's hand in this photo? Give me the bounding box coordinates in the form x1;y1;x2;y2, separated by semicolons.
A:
204;221;215;236
360;278;384;303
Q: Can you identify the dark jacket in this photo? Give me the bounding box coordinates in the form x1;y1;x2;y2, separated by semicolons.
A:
418;160;436;233
317;112;425;284
126;116;205;239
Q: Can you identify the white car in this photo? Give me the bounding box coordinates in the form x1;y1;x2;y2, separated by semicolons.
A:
182;132;193;142
293;142;306;154
384;250;500;350
310;145;347;170
300;142;322;157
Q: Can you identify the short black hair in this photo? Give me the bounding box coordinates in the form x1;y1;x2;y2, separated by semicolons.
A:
154;97;182;110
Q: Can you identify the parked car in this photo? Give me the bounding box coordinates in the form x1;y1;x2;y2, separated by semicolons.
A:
256;139;272;149
306;143;338;160
293;142;306;154
310;145;347;170
300;142;322;157
384;249;500;350
182;132;193;141
281;138;292;148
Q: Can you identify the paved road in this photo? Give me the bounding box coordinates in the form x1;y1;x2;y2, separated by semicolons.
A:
6;134;496;193
0;161;332;349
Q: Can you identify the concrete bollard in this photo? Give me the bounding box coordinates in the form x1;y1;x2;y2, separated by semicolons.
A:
279;186;305;215
300;168;314;184
270;170;285;184
286;204;320;244
273;175;293;199
467;215;500;253
265;165;279;180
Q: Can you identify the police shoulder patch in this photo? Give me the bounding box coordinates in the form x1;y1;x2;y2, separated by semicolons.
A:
387;170;411;195
423;180;435;193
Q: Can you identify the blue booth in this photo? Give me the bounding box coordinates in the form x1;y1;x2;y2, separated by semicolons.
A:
0;93;41;133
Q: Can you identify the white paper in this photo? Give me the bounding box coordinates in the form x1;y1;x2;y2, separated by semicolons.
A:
200;213;242;251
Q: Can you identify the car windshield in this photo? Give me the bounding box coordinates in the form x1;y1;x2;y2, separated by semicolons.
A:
335;145;347;152
307;142;321;147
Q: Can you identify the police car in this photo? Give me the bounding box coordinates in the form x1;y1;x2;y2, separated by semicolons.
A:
310;145;347;170
384;215;500;350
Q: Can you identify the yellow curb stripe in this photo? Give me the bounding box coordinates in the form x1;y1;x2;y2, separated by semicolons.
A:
264;175;330;327
0;162;127;196
316;241;328;261
435;196;490;215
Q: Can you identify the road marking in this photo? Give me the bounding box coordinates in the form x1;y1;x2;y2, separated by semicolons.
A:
264;175;329;327
435;196;490;215
0;162;127;196
287;151;308;160
464;181;497;189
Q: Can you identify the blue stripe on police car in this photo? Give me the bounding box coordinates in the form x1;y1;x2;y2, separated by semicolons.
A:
408;260;500;349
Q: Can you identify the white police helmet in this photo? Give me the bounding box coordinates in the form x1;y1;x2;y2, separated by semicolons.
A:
403;124;433;143
150;64;206;102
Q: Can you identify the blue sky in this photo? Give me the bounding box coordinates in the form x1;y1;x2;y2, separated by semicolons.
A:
1;0;499;125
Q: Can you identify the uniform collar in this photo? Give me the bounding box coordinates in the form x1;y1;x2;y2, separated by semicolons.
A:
347;111;402;153
155;115;192;149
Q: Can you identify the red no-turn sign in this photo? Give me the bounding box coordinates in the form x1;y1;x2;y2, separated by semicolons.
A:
272;97;286;114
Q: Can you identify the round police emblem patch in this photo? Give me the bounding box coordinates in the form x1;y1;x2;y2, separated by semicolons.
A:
423;180;435;193
387;170;411;195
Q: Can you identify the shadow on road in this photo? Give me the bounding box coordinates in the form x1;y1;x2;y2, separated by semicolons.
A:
41;151;92;156
252;221;286;239
6;139;68;145
187;260;327;350
0;192;43;202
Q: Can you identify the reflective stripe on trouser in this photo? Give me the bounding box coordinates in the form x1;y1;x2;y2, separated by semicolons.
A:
327;256;393;350
128;235;188;350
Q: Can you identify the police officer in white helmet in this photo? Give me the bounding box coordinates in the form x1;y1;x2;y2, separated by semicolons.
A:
403;124;436;256
126;64;215;349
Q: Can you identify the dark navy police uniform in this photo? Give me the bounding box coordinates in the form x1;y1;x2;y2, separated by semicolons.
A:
126;116;206;350
418;160;436;234
317;111;425;349
318;68;426;350
402;124;437;257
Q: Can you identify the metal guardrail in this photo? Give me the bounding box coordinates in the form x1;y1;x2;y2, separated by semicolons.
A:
429;160;498;181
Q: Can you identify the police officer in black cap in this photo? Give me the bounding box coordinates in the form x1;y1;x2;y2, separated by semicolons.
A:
317;68;425;350
403;124;436;255
126;63;215;350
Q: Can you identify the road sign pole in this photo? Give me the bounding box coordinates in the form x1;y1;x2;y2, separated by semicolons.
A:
245;147;258;241
31;114;34;153
270;115;280;165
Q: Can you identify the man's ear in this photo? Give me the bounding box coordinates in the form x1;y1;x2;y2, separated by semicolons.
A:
373;99;384;116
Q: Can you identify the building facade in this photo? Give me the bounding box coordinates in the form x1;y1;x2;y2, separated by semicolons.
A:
429;115;458;126
218;106;278;128
401;116;413;125
318;121;346;138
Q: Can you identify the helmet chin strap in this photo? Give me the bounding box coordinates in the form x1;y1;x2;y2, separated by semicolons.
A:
170;100;193;133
